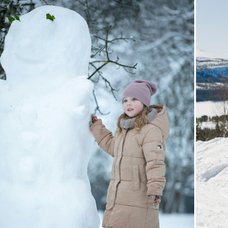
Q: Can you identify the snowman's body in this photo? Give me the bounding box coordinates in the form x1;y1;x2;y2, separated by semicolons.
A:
0;5;99;228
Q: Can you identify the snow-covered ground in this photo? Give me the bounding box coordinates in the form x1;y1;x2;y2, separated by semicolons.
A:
160;214;193;228
196;101;228;117
98;212;193;228
196;138;228;228
196;101;228;227
200;121;216;129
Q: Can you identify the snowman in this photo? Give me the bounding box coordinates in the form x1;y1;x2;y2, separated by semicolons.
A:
0;5;99;228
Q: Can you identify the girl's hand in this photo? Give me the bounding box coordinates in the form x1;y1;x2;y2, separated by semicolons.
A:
149;195;161;207
91;115;98;123
153;195;161;206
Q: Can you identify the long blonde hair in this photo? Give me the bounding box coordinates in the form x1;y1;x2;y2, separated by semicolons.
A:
117;106;150;133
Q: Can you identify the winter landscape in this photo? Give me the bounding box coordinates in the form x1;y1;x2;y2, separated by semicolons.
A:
196;52;228;102
0;1;194;227
196;51;228;227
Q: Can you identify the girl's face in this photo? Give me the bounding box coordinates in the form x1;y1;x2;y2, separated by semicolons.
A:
122;97;144;117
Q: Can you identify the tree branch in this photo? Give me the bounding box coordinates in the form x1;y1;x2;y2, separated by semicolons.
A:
92;89;110;115
88;26;137;80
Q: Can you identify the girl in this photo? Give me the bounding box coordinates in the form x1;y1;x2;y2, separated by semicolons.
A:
90;80;169;228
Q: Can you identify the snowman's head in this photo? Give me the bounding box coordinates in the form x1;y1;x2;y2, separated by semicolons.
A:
1;5;91;82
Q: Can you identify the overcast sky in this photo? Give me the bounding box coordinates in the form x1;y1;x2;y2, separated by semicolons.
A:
196;0;228;59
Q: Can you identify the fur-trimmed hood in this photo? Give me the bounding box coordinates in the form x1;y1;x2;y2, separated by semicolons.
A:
120;104;169;140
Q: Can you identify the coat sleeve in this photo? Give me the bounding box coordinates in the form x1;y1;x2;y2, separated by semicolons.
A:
142;125;166;196
90;119;115;157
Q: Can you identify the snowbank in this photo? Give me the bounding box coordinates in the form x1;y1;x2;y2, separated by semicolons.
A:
196;138;228;227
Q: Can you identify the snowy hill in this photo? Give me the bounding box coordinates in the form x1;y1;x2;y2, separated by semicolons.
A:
196;138;228;228
197;57;228;69
196;49;228;67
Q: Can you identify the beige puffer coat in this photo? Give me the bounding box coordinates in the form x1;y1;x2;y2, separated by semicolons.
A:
90;105;169;228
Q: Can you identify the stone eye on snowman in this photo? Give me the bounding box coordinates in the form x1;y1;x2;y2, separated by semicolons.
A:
0;5;99;228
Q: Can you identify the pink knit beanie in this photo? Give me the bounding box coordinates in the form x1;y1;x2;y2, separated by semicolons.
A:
122;80;157;107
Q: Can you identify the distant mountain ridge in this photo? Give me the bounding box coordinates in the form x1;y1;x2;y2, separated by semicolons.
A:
197;57;228;69
197;56;228;83
196;55;228;101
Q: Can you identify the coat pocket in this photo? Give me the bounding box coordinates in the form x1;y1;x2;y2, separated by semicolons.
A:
106;180;119;210
132;165;140;191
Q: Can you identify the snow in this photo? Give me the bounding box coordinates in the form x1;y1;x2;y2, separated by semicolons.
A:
196;138;228;228
196;49;228;68
160;214;193;228
200;122;216;129
0;5;99;228
197;82;225;89
196;101;228;117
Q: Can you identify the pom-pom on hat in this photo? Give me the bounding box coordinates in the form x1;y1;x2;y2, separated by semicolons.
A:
122;80;157;107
